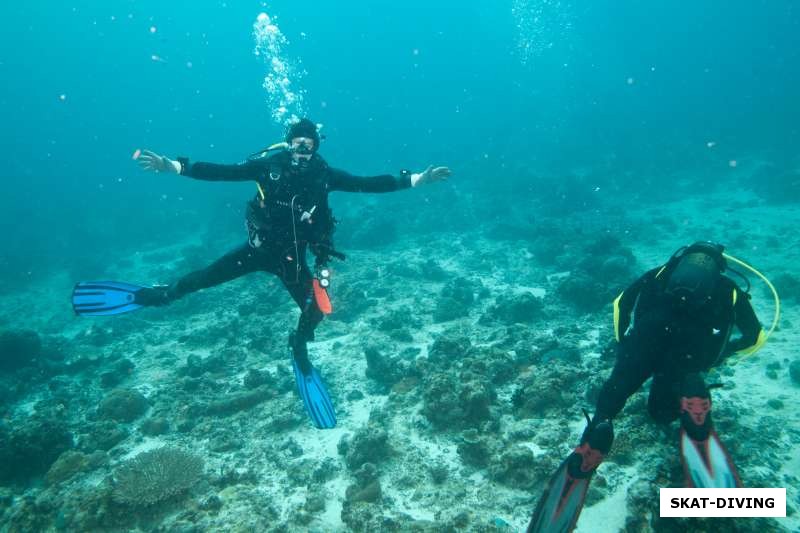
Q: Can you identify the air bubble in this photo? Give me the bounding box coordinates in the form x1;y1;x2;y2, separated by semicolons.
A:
511;0;573;65
253;12;306;124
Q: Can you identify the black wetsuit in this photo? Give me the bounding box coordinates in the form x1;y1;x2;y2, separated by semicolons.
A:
163;150;411;366
595;266;762;424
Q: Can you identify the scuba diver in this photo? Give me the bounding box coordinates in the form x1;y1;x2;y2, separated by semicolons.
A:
72;118;451;429
528;241;778;533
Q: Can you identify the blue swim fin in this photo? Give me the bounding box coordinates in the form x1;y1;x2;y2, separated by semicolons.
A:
291;357;336;429
72;281;146;316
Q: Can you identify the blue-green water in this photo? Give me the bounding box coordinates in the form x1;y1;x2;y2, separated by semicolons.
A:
0;1;797;532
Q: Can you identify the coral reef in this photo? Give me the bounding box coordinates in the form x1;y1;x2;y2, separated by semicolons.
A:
364;345;416;393
481;292;544;325
0;173;795;532
339;422;392;471
0;416;73;486
422;370;495;429
790;360;800;387
97;388;149;423
112;447;204;506
0;330;41;372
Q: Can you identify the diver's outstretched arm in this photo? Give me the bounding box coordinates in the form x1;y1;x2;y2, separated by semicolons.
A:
136;150;261;182
328;165;451;193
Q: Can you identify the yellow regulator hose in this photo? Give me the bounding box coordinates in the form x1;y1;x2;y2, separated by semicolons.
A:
724;252;781;356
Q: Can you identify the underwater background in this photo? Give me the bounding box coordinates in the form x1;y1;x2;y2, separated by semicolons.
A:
0;0;798;531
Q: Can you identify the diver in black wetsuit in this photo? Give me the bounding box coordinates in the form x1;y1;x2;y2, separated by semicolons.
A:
579;242;762;451
592;242;762;429
593;242;763;461
528;241;767;532
135;119;451;374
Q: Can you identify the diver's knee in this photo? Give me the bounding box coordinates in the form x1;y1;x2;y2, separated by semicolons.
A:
648;404;678;425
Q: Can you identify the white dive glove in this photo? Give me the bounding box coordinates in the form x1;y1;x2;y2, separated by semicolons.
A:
137;149;181;174
410;165;452;187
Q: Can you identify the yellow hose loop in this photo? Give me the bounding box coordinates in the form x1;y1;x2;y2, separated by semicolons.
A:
723;253;781;356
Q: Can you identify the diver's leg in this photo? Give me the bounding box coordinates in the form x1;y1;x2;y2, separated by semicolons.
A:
595;337;655;422
270;251;324;375
647;373;682;425
136;244;262;305
566;337;656;477
527;337;654;531
286;272;324;374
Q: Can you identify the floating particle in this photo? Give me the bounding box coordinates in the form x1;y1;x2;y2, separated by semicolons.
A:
412;48;420;55
151;54;166;63
149;26;157;33
58;94;66;101
186;61;193;68
626;77;635;85
132;148;141;160
706;141;716;148
728;160;737;168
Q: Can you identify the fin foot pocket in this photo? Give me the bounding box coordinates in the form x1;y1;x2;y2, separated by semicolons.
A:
132;286;171;307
